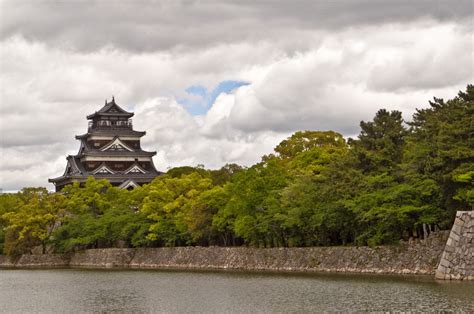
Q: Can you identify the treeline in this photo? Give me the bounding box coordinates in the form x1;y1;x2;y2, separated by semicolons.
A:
0;86;472;255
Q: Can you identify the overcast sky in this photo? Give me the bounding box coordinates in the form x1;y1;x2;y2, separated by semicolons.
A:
0;0;473;191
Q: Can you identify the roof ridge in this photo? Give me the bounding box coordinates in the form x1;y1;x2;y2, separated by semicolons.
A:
87;98;134;119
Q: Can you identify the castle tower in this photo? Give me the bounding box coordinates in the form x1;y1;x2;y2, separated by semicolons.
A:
49;98;162;191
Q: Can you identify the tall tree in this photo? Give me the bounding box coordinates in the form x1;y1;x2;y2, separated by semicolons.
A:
2;188;65;255
350;109;407;173
140;173;214;246
405;85;474;223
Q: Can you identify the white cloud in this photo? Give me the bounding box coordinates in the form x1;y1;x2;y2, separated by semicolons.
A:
134;96;284;172
0;7;472;191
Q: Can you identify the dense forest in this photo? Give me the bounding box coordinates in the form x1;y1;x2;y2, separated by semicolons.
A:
0;86;472;256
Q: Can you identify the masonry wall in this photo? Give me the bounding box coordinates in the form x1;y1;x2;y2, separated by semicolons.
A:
435;211;474;280
0;231;449;275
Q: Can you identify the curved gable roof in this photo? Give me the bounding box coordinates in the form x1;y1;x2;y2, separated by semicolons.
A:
100;136;135;152
87;98;134;119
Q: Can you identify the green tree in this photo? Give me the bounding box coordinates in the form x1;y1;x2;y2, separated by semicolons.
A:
140;173;214;246
52;178;142;252
0;193;22;254
452;167;474;210
2;188;65;255
166;166;209;179
209;164;244;186
186;185;230;245
215;131;348;247
350;109;407;173
215;157;291;247
274;130;345;159
405;85;474;224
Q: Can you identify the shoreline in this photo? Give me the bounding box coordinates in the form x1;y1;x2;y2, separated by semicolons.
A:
0;262;439;275
0;232;450;276
0;264;444;281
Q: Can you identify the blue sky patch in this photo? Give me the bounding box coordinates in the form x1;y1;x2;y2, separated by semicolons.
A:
178;80;249;115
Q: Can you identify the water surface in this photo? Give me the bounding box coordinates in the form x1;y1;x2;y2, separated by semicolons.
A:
0;269;473;312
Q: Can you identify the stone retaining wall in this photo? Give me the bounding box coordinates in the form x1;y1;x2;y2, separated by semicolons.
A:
435;211;474;280
0;231;449;275
15;254;70;268
128;234;446;274
69;248;135;268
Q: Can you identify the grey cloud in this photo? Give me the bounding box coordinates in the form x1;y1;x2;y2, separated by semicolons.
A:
1;0;471;52
1;1;472;190
0;143;75;190
367;35;473;92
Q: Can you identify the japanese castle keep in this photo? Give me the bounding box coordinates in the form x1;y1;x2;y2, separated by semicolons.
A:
49;98;162;191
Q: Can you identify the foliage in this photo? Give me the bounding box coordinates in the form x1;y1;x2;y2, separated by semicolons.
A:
140;172;215;246
404;85;474;224
1;188;65;255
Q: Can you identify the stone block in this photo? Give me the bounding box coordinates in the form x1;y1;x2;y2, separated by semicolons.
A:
451;232;460;243
440;258;451;268
435;270;445;279
445;245;455;253
437;264;446;273
435;211;474;280
466;219;473;228
451;223;462;236
446;238;453;247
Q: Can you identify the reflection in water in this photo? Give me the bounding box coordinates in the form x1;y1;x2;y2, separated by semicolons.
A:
0;269;473;313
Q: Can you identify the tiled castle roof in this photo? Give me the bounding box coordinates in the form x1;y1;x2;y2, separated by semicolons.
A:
86;97;134;119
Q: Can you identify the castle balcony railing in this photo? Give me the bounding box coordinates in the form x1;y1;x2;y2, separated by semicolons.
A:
88;119;133;131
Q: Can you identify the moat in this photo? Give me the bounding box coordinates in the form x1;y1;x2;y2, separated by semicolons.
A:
1;269;473;312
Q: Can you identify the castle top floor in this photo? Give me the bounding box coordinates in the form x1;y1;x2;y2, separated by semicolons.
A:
86;97;135;131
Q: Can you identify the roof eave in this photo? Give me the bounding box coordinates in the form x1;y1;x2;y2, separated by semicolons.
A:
87;112;134;119
75;130;146;138
81;151;156;157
